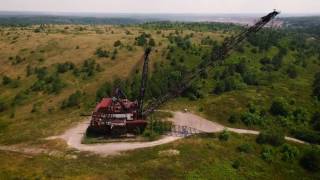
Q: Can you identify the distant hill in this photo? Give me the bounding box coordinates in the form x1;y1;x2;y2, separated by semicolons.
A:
0;15;145;25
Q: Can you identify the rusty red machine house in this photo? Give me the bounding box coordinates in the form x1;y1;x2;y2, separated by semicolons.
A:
87;48;152;136
87;10;280;136
89;96;148;135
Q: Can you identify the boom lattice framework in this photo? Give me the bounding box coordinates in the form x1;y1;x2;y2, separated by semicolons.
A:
142;10;280;116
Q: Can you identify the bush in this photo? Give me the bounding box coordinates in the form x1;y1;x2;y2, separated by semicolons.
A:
281;144;299;161
214;75;244;94
240;112;263;126
30;73;65;94
135;33;151;47
237;143;253;153
243;71;260;85
96;82;113;101
143;119;172;140
218;130;230;141
95;48;109;58
61;91;82;109
2;76;12;85
270;98;290;117
256;129;285;146
113;40;122;47
292;107;310;123
287;65;298;79
149;38;156;47
56;62;75;73
228;114;239;124
232;160;241;169
291;128;320;144
300;148;320;172
81;59;98;78
261;146;274;162
311;111;320;131
313;72;320;100
0;101;6;112
12;91;29;106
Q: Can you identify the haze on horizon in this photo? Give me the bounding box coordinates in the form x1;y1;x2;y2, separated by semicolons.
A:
0;0;319;14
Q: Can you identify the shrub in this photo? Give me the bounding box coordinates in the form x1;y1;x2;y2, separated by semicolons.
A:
228;114;239;124
149;38;156;47
61;91;82;109
260;57;271;65
287;65;298;79
56;62;75;73
31;73;65;94
256;129;285;146
300;148;320;172
292;107;310;123
214;75;244;94
311;111;320;131
237;143;253;153
81;59;98;78
113;40;122;47
95;48;109;58
26;65;33;77
313;72;320;100
2;76;12;85
135;33;151;46
218;130;230;141
34;67;48;80
270;98;290;117
12;91;29;106
0;101;6;112
281;144;299;161
261;146;274;162
291;128;320;144
232;160;241;169
96;82;112;101
143;119;172;140
243;71;260;85
240;112;263;126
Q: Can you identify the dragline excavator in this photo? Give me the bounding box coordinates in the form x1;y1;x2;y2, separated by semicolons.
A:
87;10;280;136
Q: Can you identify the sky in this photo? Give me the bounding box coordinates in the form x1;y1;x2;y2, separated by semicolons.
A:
0;0;319;14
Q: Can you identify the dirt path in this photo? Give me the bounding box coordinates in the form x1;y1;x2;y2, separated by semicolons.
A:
1;111;306;156
170;112;306;144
